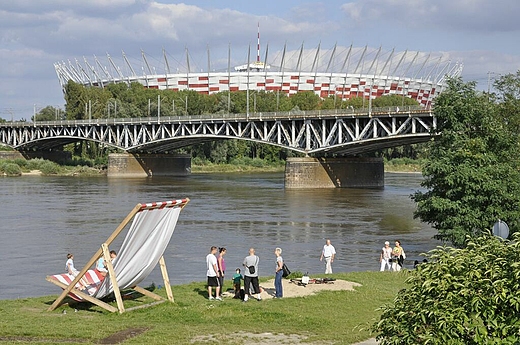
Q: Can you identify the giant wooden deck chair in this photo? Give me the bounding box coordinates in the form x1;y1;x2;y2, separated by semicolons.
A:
46;198;189;313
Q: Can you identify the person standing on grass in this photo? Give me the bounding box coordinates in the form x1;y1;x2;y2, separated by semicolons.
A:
217;247;227;297
206;246;222;301
391;240;405;271
243;248;261;302
380;241;393;271
320;239;336;274
274;247;284;298
232;268;243;299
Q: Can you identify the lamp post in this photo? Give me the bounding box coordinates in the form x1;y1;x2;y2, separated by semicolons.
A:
88;100;98;121
487;71;497;96
177;96;188;115
33;104;44;125
157;94;161;120
368;78;373;117
253;92;257;114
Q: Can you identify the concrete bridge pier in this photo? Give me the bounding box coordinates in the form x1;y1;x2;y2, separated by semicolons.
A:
284;157;384;188
107;153;191;177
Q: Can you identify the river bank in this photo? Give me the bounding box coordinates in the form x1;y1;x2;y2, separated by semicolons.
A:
6;158;421;176
0;271;404;344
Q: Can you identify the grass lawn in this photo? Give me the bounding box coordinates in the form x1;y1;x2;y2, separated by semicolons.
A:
0;271;408;344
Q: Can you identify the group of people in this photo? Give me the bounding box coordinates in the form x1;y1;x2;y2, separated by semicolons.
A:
379;240;406;271
205;246;285;301
65;250;117;279
205;239;340;302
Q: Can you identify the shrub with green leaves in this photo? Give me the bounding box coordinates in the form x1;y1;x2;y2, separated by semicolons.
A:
38;160;61;175
373;233;520;344
13;158;27;168
25;158;46;170
1;162;22;176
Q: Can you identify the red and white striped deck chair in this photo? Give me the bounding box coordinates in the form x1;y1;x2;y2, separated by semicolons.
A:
46;198;189;313
49;270;105;301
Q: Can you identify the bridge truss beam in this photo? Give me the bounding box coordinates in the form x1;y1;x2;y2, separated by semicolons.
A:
0;111;435;156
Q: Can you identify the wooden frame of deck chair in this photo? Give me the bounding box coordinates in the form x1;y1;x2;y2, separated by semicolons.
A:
46;198;189;314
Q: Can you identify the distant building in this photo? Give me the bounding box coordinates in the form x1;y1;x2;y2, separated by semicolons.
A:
54;41;462;108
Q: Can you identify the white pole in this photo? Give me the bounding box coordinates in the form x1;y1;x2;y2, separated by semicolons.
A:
157;94;161;119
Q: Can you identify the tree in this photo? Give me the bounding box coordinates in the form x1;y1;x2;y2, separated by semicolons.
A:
33;106;64;122
412;77;520;247
64;80;87;120
372;94;418;107
373;233;520;344
289;91;320;110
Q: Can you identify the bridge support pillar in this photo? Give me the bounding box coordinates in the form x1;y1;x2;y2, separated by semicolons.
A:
107;153;191;177
284;157;384;188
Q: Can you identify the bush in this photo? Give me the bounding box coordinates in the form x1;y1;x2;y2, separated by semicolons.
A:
373;233;520;344
26;158;46;171
1;162;22;176
229;156;253;166
251;158;266;167
39;160;61;175
192;156;209;166
13;158;28;168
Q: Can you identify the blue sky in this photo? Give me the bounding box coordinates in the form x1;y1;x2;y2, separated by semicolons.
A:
1;0;519;120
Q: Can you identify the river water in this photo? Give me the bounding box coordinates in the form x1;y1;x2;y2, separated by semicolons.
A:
0;172;439;300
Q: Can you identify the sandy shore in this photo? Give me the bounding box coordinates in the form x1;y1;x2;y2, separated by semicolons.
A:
221;278;361;299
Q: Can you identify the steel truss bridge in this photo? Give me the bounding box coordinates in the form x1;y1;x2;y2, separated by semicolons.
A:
0;106;435;156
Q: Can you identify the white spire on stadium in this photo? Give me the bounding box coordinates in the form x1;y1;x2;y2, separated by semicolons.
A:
234;22;271;72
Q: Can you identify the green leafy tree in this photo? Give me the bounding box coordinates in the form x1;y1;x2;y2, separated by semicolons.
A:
345;96;365;109
33;106;64;122
289;91;320;110
412;77;520;247
372;94;418;107
374;234;520;344
64;80;88;120
319;96;343;110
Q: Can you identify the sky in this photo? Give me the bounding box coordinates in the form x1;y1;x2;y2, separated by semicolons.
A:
1;0;519;121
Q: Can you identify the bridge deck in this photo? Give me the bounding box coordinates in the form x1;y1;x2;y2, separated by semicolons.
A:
0;107;434;155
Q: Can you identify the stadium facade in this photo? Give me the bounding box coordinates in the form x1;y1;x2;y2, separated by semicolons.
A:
54;42;463;108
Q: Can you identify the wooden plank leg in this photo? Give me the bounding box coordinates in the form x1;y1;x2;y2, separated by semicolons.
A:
133;285;164;301
103;243;125;314
159;256;174;302
46;277;118;313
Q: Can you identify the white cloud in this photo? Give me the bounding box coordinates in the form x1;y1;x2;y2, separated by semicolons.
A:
0;0;519;120
341;0;520;33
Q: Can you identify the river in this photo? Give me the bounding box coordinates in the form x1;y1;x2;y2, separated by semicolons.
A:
0;172;440;300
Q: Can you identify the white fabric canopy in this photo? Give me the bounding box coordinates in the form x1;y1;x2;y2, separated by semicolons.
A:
93;205;181;298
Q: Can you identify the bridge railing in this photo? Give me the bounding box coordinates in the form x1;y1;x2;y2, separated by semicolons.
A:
3;105;431;127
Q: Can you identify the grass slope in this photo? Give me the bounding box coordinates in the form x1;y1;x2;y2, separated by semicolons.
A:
0;271;407;344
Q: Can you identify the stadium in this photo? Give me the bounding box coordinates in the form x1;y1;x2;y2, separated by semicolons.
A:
54;33;463;108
